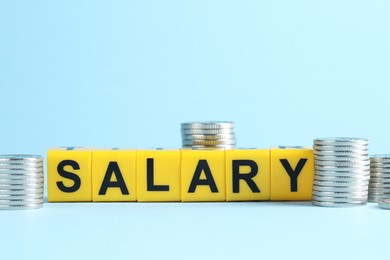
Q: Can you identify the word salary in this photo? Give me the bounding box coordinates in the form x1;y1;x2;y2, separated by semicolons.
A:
47;147;314;202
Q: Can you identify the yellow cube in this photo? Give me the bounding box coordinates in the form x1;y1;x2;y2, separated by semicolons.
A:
181;149;225;201
225;149;270;201
270;146;314;200
92;149;137;202
136;149;181;202
47;147;92;202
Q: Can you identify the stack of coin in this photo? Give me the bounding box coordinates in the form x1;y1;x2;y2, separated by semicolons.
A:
312;138;370;207
181;121;236;150
368;155;390;202
0;155;44;210
378;198;390;210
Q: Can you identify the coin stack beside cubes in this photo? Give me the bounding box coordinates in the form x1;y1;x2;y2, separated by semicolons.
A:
0;155;44;210
312;138;370;207
379;157;390;201
181;121;236;150
378;198;390;210
368;155;388;202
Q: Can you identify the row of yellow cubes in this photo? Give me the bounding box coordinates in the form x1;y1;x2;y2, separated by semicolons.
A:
47;146;314;202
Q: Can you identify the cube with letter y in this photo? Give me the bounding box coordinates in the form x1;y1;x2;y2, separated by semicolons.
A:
47;147;92;202
270;146;314;200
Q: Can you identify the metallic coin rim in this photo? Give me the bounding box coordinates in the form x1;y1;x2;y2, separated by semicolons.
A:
312;193;368;202
181;121;235;130
314;155;369;161
378;198;390;209
315;160;370;167
314;137;368;144
313;180;369;187
0;154;43;162
312;186;369;193
312;200;366;207
315;165;370;171
182;134;236;140
0;203;43;210
314;150;369;156
315;170;370;177
183;140;237;146
181;129;235;135
0;198;44;204
312;190;368;196
0;190;44;195
314;145;368;152
314;175;370;182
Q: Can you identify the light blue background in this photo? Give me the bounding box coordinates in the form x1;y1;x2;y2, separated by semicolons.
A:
0;1;389;259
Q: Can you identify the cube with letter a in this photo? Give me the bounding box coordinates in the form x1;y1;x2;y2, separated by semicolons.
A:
181;149;225;201
92;148;136;202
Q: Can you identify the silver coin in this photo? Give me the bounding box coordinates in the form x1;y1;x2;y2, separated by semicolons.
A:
312;195;367;202
314;155;369;161
313;190;368;197
0;182;44;189
0;160;43;166
181;121;235;130
314;145;368;152
369;171;384;176
0;155;43;163
378;198;390;209
0;178;44;185
370;154;390;161
182;134;236;140
370;172;383;178
314;175;370;182
0;193;43;200
312;199;366;207
0;167;43;174
0;188;44;195
312;184;368;192
368;187;383;192
315;160;369;167
313;179;368;187
0;198;44;205
314;144;368;150
315;171;370;177
369;181;383;185
315;165;370;171
315;169;370;177
183;139;237;146
314;150;369;156
0;203;43;210
314;137;368;145
0;164;43;172
181;128;235;135
369;178;383;182
182;145;236;149
369;183;383;188
0;173;43;180
368;192;382;196
370;170;390;175
369;162;390;167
